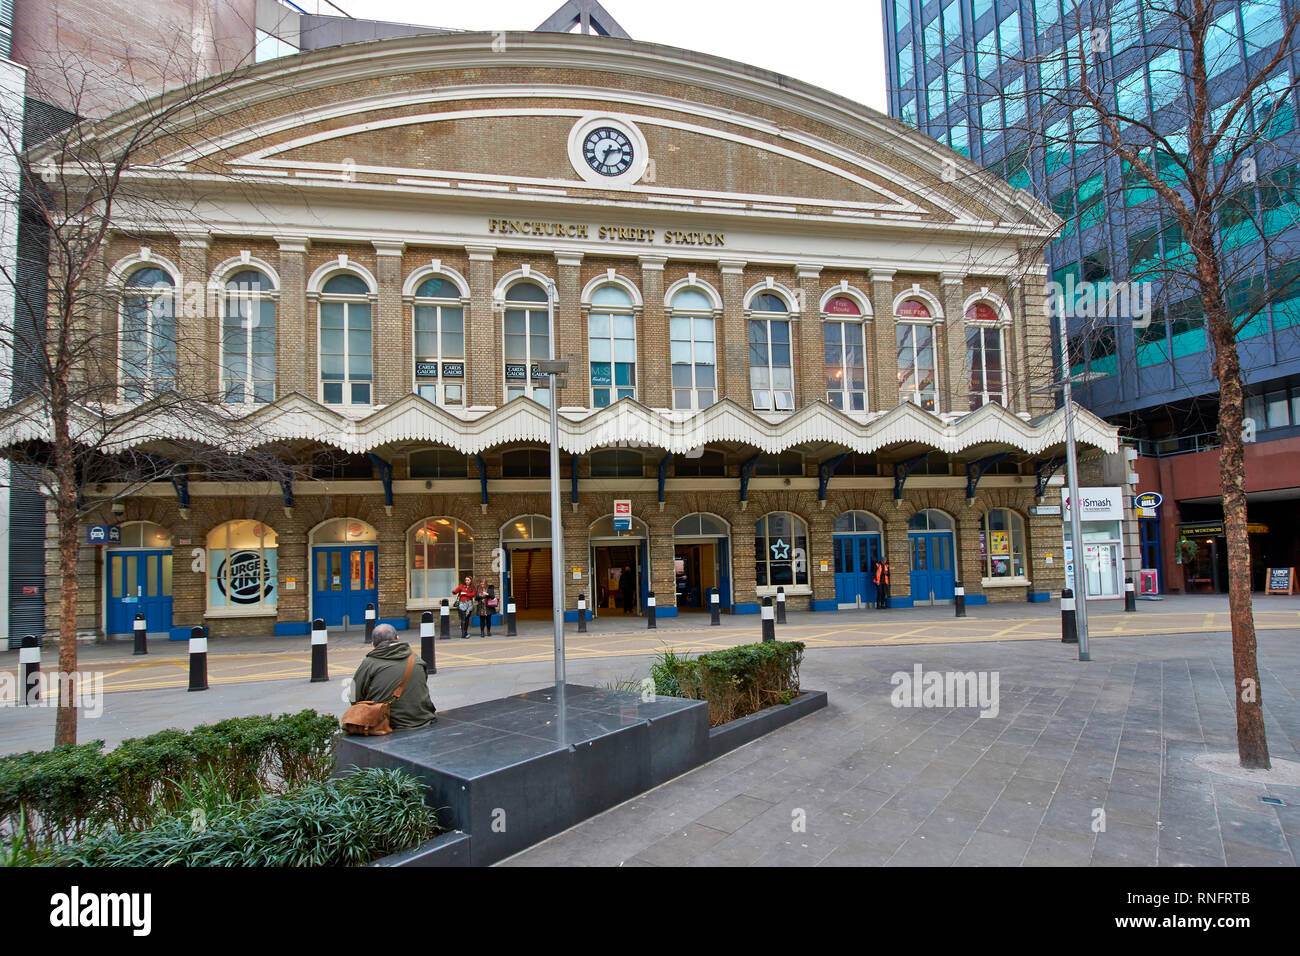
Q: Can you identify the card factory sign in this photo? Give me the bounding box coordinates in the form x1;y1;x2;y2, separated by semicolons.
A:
488;219;726;247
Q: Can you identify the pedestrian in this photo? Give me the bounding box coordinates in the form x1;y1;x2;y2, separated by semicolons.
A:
346;624;437;731
878;559;891;609
452;574;476;639
619;564;636;614
872;560;882;608
475;578;494;638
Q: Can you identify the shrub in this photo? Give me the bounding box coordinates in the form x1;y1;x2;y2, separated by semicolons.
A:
654;641;804;726
0;709;340;850
44;768;437;867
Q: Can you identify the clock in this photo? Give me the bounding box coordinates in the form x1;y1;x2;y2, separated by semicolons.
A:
582;126;634;177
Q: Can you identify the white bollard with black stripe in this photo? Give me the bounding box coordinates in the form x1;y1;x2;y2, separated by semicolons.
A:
954;582;967;618
19;635;40;705
364;602;377;643
577;594;587;633
709;589;720;626
188;626;208;692
133;612;148;656
310;618;329;682
1124;577;1137;612
761;596;775;642
439;599;451;639
421;610;436;674
775;586;787;624
646;591;656;629
1060;588;1078;644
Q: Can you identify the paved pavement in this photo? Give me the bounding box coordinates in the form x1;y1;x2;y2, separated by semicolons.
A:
501;627;1300;867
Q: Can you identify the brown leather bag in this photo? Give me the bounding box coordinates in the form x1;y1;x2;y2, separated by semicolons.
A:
341;650;417;736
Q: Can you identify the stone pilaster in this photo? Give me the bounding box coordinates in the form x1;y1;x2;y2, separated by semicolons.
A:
466;246;497;408
1027;511;1066;596
373;242;406;404
731;511;757;609
375;509;406;621
884;508;912;604
808;506;836;608
869;270;897;409
941;273;968;415
719;259;748;406
638;256;668;408
796;263;823;409
555;252;584;408
276;237;310;397
176;234;211;397
954;502;985;602
275;521;309;628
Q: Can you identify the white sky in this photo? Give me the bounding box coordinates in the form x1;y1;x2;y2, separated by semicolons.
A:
309;0;888;112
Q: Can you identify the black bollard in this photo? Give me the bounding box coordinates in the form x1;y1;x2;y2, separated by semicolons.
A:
647;590;657;629
1124;577;1137;612
188;626;208;692
710;589;720;626
506;599;517;636
364;602;376;643
310;618;329;682
761;596;775;642
577;594;587;633
439;599;450;639
954;581;967;618
1061;588;1078;644
133;612;148;656
420;610;436;675
776;586;787;624
19;635;40;705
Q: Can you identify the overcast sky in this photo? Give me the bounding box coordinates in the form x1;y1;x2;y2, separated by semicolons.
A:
310;0;888;112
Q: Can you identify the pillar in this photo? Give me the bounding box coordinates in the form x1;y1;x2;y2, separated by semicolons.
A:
941;273;968;415
638;256;668;408
375;510;406;624
373;242;406;404
176;233;211;397
719;259;748;405
555;252;584;408
466;245;498;408
796;263;823;409
869;269;897;409
808;506;836;609
276;521;309;629
276;237;310;397
884;509;912;604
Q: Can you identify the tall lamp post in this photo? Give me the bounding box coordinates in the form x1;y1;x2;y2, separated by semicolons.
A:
536;279;569;690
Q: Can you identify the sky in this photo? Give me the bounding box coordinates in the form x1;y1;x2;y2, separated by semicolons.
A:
305;0;888;112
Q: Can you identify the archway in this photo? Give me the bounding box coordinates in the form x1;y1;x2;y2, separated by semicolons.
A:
500;515;553;618
672;513;732;612
832;511;884;608
103;521;173;636
907;509;956;605
308;518;378;627
589;514;649;616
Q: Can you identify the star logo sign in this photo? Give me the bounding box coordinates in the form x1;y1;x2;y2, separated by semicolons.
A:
770;538;790;560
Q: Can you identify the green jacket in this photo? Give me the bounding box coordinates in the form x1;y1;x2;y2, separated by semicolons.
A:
349;642;437;731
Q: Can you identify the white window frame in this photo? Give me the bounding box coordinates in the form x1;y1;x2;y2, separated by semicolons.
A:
748;298;795;412
206;520;278;616
896;317;939;412
502;285;552;406
413;280;466;407
119;267;177;402
318;275;373;407
979;508;1028;582
754;511;809;589
588;292;637;408
823;317;869;412
220;269;277;405
407;517;474;607
670;299;718;411
966;322;1008;410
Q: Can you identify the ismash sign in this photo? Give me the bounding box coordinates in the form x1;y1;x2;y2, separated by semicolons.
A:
1061;487;1124;522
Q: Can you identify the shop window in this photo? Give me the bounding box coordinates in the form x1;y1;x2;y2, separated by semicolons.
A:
221;269;276;404
670;288;717;411
120;266;176;401
674;449;726;477
319;273;372;406
207;520;278;611
979;509;1026;579
754;512;809;588
408;518;473;602
588;284;637;407
503;281;551;406
409;449;468;479
749;293;794;411
590;449;643;477
413;275;464;406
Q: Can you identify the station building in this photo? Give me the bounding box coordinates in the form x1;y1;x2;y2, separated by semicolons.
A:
15;30;1122;639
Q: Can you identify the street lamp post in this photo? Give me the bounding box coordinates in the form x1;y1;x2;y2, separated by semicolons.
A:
538;280;569;689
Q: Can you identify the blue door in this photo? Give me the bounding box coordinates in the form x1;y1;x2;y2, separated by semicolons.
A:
106;550;173;634
312;546;378;627
909;532;955;604
833;534;881;606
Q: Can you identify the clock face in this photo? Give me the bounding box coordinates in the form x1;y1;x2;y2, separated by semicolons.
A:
582;127;635;177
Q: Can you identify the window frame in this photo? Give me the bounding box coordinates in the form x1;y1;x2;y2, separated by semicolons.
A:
206;520;278;616
670;290;718;411
412;276;466;407
754;512;809;590
895;302;939;412
119;266;177;402
823;304;869;412
502;282;552;406
220;269;277;405
978;508;1027;581
318;273;374;407
407;517;474;606
587;285;638;408
964;310;1008;410
748;293;795;412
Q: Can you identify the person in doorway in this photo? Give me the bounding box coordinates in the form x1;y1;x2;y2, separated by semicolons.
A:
619;565;637;614
475;578;495;638
872;560;883;609
877;559;891;609
348;624;437;731
452;575;476;639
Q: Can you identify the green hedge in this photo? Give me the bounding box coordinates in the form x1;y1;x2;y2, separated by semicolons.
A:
0;710;339;848
41;768;437;867
651;641;804;726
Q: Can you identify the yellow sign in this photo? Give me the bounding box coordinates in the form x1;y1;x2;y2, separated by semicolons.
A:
991;531;1010;556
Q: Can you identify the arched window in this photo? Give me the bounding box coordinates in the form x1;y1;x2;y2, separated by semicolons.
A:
896;299;937;411
221;270;276;404
319;273;372;406
755;512;808;587
504;280;551;406
207;520;277;611
589;285;637;407
120;267;176;401
106;522;172;549
670;288;716;410
833;511;883;534
413;276;464;406
408;518;473;601
674;513;729;537
965;302;1007;410
749;293;794;411
590;449;643;477
908;509;954;532
979;509;1026;578
824;296;867;411
502;515;552;541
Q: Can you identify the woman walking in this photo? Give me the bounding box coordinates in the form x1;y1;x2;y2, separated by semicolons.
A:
452;575;476;639
475;578;495;638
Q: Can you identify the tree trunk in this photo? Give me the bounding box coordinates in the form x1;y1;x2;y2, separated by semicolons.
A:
1202;289;1270;769
54;485;80;747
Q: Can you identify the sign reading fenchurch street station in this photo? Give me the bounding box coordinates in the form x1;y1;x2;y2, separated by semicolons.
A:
488;218;726;246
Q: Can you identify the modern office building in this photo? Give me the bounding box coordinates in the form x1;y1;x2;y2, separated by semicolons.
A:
884;0;1300;594
0;23;1124;641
